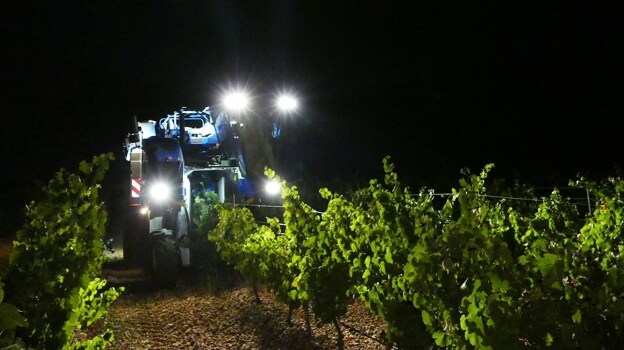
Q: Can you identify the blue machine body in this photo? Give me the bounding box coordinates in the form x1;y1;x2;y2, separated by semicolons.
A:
126;107;255;211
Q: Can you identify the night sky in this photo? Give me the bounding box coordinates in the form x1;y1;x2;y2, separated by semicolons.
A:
2;2;623;218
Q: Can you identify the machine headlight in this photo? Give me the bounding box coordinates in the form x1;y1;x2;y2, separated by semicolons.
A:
276;94;298;112
149;182;171;203
265;180;281;196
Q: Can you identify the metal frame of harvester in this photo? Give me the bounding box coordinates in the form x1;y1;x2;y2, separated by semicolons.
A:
114;107;253;287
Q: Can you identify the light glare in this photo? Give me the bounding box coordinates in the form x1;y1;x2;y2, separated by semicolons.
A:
265;180;281;195
223;91;250;112
276;94;298;112
149;182;171;203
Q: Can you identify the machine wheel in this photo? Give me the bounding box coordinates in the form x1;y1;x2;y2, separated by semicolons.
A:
151;233;178;288
122;208;150;268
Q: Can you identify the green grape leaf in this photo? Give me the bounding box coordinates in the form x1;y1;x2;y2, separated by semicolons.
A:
384;247;394;264
572;309;582;324
545;332;554;346
78;160;91;175
421;309;432;326
0;303;28;329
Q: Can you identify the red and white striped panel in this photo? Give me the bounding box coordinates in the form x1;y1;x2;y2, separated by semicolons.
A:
130;178;141;206
131;178;141;197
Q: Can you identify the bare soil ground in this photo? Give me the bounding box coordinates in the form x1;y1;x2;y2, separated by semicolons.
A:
1;239;389;349
108;283;389;350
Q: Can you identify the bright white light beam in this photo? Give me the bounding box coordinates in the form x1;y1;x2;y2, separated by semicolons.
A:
265;180;281;196
276;94;298;112
149;182;171;203
223;91;250;112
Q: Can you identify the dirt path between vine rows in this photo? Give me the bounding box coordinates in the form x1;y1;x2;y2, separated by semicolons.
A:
108;283;389;350
0;239;389;349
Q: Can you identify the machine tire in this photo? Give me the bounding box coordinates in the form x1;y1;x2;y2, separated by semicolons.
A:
122;208;150;268
151;234;178;288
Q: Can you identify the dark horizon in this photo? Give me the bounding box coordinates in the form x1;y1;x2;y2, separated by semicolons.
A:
2;2;623;229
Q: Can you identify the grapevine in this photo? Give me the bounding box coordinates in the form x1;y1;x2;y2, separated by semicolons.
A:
207;158;624;349
2;153;123;349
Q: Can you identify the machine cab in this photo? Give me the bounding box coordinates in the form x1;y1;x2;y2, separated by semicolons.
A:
159;108;219;147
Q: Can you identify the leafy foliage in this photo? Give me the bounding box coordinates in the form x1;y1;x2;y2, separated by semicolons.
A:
189;190;237;287
69;278;121;350
206;157;624;349
192;191;221;237
0;279;28;349
2;153;123;349
210;205;264;288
